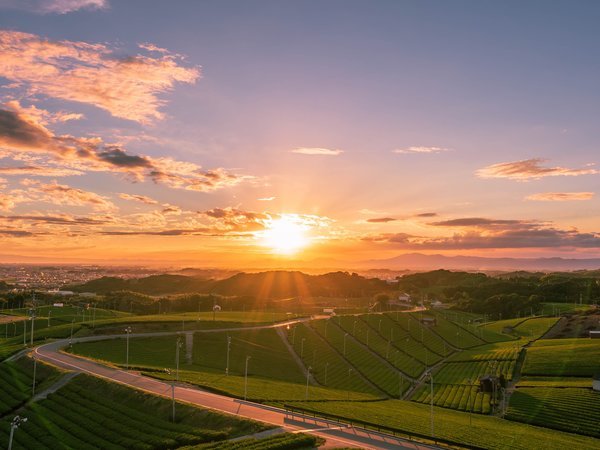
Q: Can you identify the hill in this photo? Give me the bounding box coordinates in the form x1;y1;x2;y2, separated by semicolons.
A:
71;271;389;299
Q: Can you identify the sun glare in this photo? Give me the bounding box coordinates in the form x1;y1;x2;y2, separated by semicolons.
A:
260;215;310;254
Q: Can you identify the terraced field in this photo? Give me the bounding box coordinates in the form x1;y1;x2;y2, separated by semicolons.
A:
185;433;318;449
0;358;60;415
286;322;376;393
310;318;407;397
522;338;600;377
0;374;268;449
447;341;521;362
507;387;600;437
334;315;425;378
512;317;559;340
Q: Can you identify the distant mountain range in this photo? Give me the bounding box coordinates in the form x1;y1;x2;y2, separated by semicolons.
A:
358;253;600;271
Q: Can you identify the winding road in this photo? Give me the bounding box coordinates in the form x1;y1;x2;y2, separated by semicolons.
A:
33;324;440;450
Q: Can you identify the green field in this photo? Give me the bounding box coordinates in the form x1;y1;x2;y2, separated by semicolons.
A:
447;341;521;362
507;387;600;437
522;338;600;376
512;317;559;340
516;376;593;388
286;399;600;450
0;373;268;449
183;433;318;449
412;383;491;414
70;330;380;402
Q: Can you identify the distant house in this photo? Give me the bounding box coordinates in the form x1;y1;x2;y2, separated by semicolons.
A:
323;308;336;316
503;326;515;334
590;330;600;339
420;316;437;326
593;374;600;392
212;304;222;312
397;293;412;304
431;300;444;309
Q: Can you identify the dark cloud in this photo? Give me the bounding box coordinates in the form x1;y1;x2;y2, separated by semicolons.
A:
415;212;438;218
367;217;397;223
1;214;111;225
97;148;152;168
0;229;34;237
430;218;524;227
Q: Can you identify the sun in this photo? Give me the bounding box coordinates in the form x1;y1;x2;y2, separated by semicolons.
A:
260;215;310;254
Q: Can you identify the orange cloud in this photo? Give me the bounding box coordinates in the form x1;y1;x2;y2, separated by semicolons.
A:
0;105;250;192
0;30;199;123
525;192;595;201
118;193;159;205
477;158;598;181
20;179;116;211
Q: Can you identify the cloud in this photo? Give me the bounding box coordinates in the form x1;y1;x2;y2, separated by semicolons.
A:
415;212;438;218
367;217;397;223
19;179;116;211
0;30;199;122
0;213;112;225
0;228;34;237
257;196;275;201
476;158;599;181
0;105;250;191
0;194;15;211
525;192;595;202
393;146;449;154
364;216;600;250
161;204;182;215
200;207;269;232
291;147;343;156
429;217;525;228
118;193;159;205
0;166;84;176
0;0;108;14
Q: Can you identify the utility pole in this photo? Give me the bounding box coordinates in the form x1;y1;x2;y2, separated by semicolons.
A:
244;356;251;401
225;336;231;375
175;337;183;381
8;416;27;450
305;366;312;399
69;318;74;347
125;326;132;370
22;319;26;347
32;356;37;396
324;362;329;385
301;338;305;358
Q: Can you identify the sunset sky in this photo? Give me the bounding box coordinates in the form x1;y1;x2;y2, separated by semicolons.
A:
0;0;599;267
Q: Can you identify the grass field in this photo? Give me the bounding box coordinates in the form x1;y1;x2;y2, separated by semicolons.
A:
507;387;600;438
181;433;318;449
286;399;600;450
522;338;600;377
0;373;268;449
447;341;521;362
148;367;379;402
70;330;381;402
512;317;559;340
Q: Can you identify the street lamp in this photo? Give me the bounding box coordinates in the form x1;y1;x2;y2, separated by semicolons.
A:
32;356;37;396
125;327;132;370
305;366;312;399
22;319;26;347
47;310;51;327
366;329;370;347
324;362;329;385
378;319;382;332
226;336;231;375
164;368;175;422
175;337;183;381
8;415;27;450
29;307;36;346
244;356;251;401
69;318;75;347
343;333;349;356
301;338;305;359
353;320;357;335
425;371;434;438
347;368;353;400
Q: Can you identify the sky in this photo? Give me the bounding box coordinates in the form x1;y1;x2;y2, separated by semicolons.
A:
0;0;599;267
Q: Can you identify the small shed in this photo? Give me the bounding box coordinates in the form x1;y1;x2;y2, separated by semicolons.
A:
479;375;499;393
590;330;600;339
593;374;600;392
420;316;437;326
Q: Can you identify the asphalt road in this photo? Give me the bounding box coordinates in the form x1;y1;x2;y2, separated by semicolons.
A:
34;333;440;450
